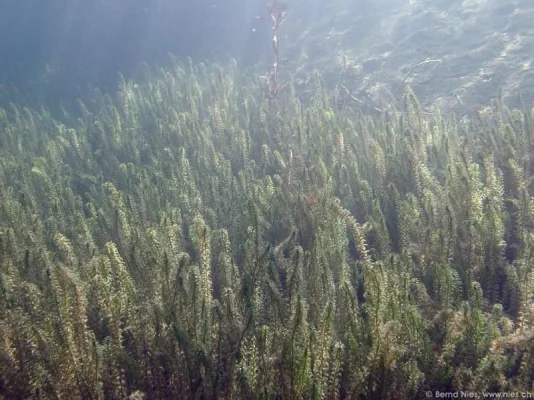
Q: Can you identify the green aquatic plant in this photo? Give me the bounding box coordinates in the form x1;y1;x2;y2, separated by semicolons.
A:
0;57;533;399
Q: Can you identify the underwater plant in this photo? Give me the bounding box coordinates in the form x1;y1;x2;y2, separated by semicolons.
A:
0;57;533;399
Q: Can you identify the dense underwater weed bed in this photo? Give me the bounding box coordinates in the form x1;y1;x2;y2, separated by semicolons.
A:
0;59;533;399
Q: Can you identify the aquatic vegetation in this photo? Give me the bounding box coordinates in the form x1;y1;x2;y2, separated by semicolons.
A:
0;58;533;399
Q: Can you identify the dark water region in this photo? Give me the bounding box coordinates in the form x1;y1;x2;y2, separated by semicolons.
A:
2;0;534;116
0;0;269;113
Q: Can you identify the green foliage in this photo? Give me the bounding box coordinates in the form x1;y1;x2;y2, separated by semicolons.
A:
0;58;533;399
